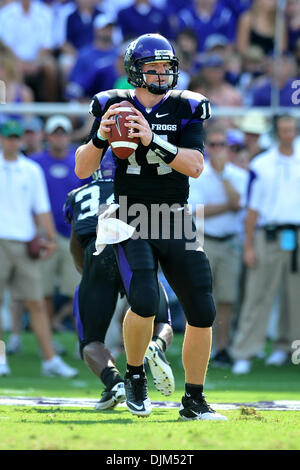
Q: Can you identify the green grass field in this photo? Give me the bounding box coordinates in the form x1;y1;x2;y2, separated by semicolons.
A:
1;332;300;450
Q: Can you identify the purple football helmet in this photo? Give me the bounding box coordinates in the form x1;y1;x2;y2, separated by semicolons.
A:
124;34;179;95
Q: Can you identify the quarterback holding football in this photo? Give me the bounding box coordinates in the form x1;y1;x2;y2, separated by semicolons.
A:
75;33;227;422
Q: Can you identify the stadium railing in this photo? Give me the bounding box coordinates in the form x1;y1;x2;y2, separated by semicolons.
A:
1;104;300;118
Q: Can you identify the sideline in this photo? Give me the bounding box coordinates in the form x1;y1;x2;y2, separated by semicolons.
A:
1;396;300;411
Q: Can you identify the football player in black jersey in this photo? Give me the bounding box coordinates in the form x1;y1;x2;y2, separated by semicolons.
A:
65;149;174;409
75;34;227;420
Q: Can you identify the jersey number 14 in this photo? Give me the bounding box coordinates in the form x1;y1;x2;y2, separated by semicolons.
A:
126;135;172;176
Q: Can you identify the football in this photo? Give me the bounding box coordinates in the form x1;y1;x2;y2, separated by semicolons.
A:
107;100;140;159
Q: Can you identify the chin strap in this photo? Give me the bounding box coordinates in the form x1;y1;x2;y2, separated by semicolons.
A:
142;70;173;95
147;83;169;95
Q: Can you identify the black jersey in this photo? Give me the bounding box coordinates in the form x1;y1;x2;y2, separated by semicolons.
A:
89;88;211;205
64;179;114;248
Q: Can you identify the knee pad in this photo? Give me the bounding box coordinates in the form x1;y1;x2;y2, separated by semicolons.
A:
129;270;159;318
186;292;216;328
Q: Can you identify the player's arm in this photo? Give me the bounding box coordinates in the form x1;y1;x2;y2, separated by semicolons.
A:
34;211;57;258
70;225;84;274
126;109;205;179
205;180;241;216
173;110;208;178
204;203;231;217
243;166;264;268
75;137;105;179
169;147;203;178
244;208;259;268
75;102;121;179
35;211;56;240
63;193;84;272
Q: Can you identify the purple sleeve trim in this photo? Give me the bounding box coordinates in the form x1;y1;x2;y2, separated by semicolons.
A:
188;97;200;115
181;118;203;129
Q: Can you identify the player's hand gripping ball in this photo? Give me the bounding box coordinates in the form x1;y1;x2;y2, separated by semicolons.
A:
107;101;140;159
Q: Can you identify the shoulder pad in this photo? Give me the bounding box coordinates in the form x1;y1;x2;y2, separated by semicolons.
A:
67;181;94;199
89;95;103;119
181;90;212;121
90;90;130;119
73;181;95;195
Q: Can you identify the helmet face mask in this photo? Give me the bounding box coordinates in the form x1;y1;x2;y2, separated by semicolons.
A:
124;34;179;95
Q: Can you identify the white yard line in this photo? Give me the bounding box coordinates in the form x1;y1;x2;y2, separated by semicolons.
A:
1;396;300;411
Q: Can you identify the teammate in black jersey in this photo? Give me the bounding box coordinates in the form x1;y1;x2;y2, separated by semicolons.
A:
65;150;174;409
75;34;227;420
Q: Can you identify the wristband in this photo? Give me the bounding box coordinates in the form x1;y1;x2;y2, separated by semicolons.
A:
149;133;178;164
92;130;108;149
97;129;107;141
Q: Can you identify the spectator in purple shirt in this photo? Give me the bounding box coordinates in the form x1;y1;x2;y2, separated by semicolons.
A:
221;0;252;24
88;41;134;95
117;0;171;41
65;14;119;100
252;54;299;107
175;28;201;76
30;115;90;329
59;0;104;80
178;0;236;52
285;0;300;52
295;38;300;77
64;0;103;52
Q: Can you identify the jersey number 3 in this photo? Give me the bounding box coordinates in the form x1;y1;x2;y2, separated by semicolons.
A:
75;185;114;220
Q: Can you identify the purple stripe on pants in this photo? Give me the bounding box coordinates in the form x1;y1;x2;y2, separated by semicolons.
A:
117;244;133;296
72;285;84;341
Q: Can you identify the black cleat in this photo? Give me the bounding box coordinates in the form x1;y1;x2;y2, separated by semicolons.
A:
124;373;152;417
179;395;227;421
94;381;125;410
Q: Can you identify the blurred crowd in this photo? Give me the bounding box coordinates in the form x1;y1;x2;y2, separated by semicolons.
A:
0;0;299;107
0;0;300;378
